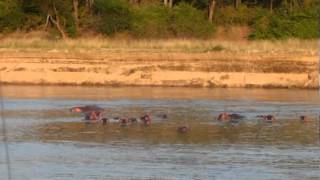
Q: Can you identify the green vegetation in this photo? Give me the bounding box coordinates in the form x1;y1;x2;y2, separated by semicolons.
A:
0;0;318;39
250;4;319;39
93;0;132;35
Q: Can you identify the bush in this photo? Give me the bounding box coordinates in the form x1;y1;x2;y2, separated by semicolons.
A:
249;6;319;39
131;5;172;38
214;5;259;25
0;1;23;32
132;3;214;38
170;3;214;38
93;0;132;35
20;1;44;31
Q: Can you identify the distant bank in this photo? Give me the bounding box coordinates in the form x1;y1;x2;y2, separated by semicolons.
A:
0;48;317;89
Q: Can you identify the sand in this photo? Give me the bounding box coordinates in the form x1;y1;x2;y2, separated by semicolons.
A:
0;50;318;88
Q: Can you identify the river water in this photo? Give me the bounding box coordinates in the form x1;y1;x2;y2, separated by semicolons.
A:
0;85;319;179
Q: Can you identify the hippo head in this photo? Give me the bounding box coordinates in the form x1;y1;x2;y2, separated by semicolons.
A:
177;126;189;133
217;112;230;121
120;118;129;125
101;118;108;124
141;115;151;125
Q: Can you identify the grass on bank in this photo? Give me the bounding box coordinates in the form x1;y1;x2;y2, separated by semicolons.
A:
0;32;317;53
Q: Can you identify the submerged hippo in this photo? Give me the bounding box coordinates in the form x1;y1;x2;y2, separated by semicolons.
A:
70;105;104;120
128;117;138;123
140;114;152;125
217;112;244;122
156;114;168;119
120;118;130;126
257;115;276;122
70;105;104;113
177;126;189;133
300;115;310;123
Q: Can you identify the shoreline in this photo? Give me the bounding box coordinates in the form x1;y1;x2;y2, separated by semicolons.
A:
0;81;318;89
0;41;318;89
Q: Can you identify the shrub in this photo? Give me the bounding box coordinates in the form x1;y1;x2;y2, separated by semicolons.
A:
0;0;23;32
20;1;43;31
131;5;172;38
249;6;319;39
170;3;214;38
214;5;258;25
131;3;214;38
93;0;132;35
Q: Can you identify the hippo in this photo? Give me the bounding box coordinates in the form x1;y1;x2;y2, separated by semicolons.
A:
177;126;189;133
129;117;138;123
300;115;310;123
70;105;104;120
140;114;152;125
257;115;276;122
70;105;104;113
120;118;130;126
217;112;244;122
156;114;168;119
101;118;108;124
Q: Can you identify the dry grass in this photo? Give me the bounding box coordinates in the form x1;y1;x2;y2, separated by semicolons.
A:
0;31;317;54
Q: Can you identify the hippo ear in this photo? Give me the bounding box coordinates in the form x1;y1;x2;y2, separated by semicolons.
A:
71;107;82;112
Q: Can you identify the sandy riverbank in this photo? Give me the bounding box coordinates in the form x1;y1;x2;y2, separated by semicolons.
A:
0;48;317;88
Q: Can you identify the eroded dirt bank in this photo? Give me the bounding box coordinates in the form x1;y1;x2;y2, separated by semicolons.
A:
0;51;318;88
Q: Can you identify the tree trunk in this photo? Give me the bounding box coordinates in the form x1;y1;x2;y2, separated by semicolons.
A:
164;0;168;7
169;0;173;8
269;0;273;13
44;14;50;30
235;0;241;9
73;0;79;29
86;0;94;13
208;0;216;23
50;4;67;39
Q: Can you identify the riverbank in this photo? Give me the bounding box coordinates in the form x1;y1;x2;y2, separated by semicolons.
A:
0;39;318;89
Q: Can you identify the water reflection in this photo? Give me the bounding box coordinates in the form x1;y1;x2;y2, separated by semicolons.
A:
2;85;320;102
31;119;319;145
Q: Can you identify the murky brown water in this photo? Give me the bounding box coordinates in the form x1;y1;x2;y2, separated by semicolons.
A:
0;85;319;179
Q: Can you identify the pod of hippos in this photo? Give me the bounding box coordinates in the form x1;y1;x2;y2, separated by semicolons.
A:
70;105;313;134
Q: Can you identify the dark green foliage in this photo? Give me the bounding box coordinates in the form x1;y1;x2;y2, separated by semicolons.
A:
0;0;318;39
132;3;214;38
249;5;319;39
132;5;172;38
66;16;78;38
93;0;132;35
0;0;44;32
20;1;44;30
0;0;24;32
170;3;214;38
214;5;260;25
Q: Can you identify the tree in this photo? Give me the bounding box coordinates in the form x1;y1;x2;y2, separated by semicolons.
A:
208;0;216;22
73;0;79;29
164;0;173;8
86;0;94;10
32;0;76;38
235;0;241;9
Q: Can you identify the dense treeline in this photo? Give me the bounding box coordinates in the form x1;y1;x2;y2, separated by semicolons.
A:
0;0;318;39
